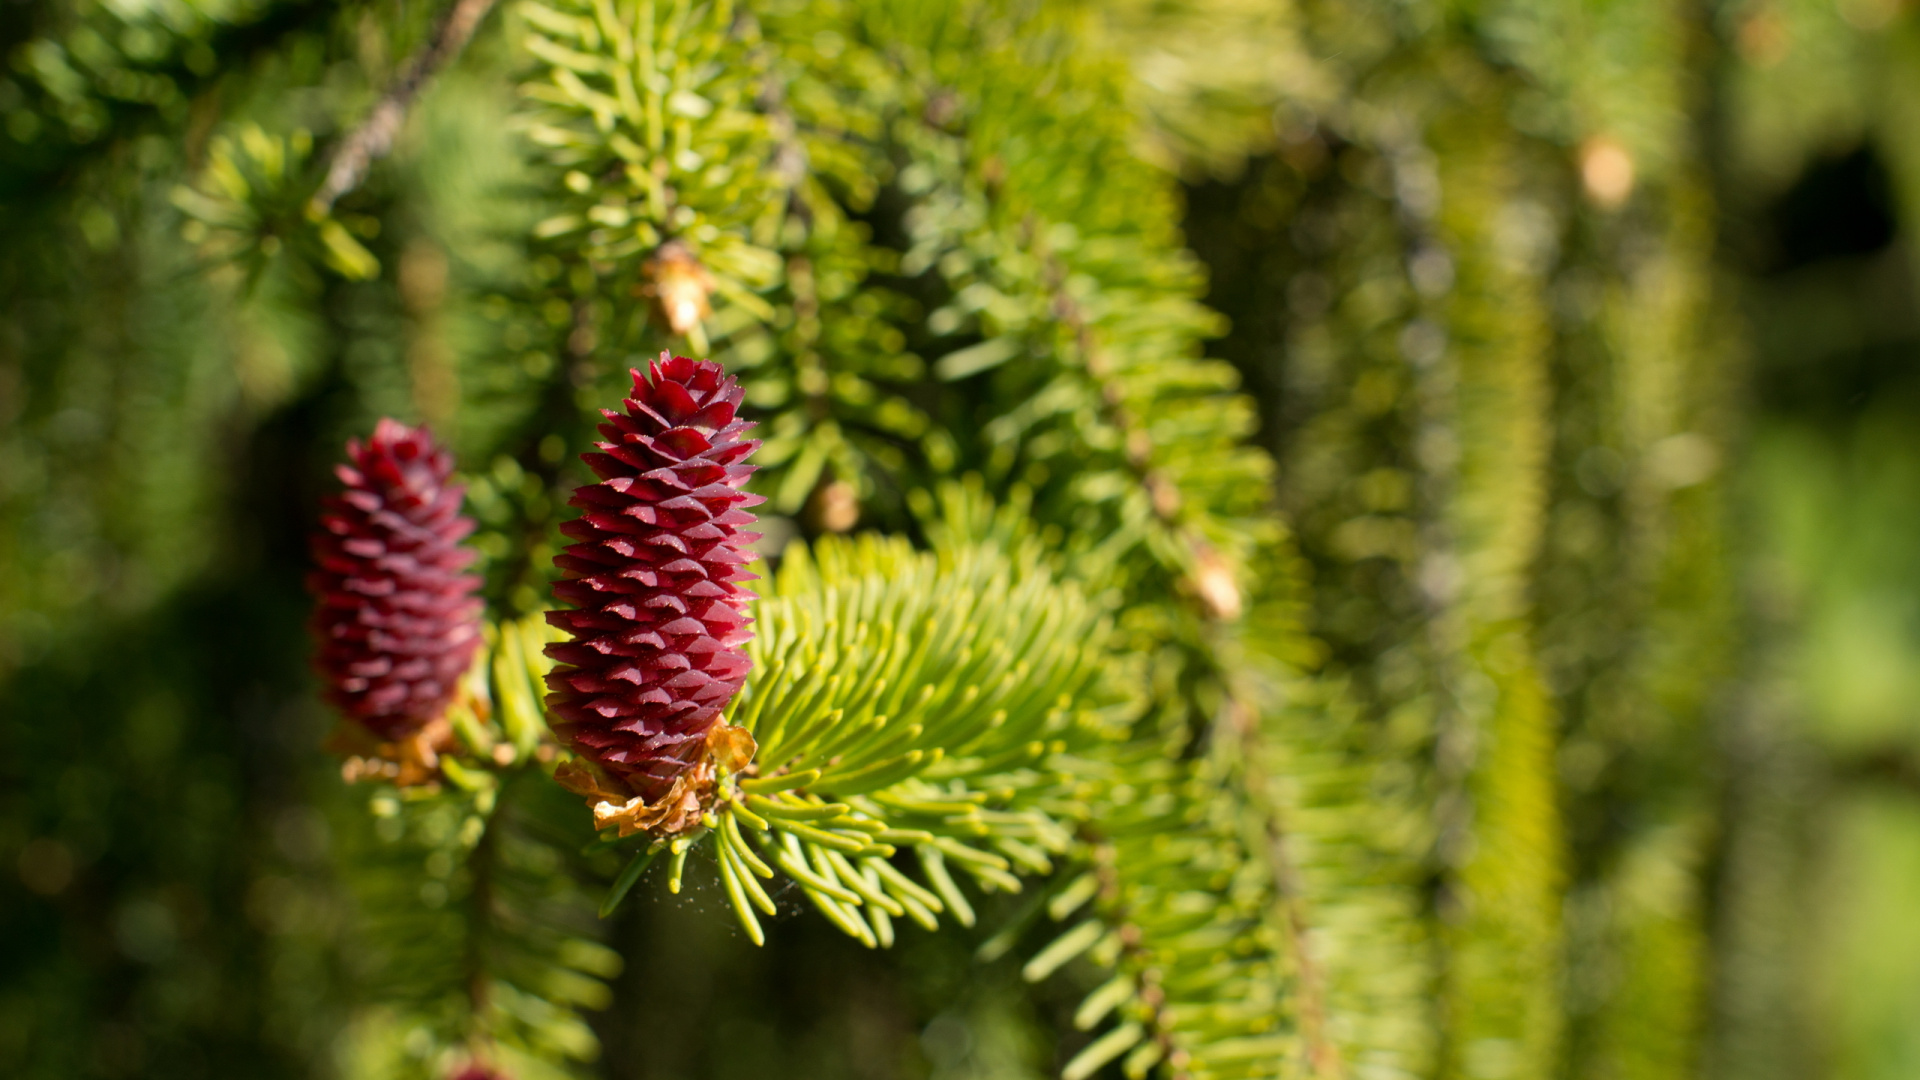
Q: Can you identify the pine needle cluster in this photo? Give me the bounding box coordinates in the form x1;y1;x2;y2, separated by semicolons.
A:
0;0;1754;1078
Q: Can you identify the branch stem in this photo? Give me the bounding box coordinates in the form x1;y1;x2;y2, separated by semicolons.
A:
308;0;499;217
462;784;507;1050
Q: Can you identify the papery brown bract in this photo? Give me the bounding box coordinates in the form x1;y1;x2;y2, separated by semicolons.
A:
309;419;484;741
544;354;761;804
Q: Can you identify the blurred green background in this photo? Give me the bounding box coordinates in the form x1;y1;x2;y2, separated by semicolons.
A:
5;0;1920;1077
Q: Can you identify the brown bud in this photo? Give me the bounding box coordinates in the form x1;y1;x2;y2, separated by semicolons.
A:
980;154;1007;191
1191;542;1243;623
808;479;861;533
1145;472;1182;520
1579;136;1635;209
640;240;715;337
923;88;961;130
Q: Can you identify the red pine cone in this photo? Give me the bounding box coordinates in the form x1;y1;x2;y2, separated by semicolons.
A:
544;354;761;802
309;419;484;741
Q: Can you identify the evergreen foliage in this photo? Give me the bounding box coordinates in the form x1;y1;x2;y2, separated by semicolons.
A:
5;1;1918;1080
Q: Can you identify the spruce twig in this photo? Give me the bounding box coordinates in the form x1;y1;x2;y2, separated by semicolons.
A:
1081;833;1189;1080
308;0;500;217
1223;695;1343;1080
1036;230;1343;1078
462;789;504;1056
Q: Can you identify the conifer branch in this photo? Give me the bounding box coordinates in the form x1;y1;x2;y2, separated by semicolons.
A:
1415;74;1564;1078
308;0;499;217
1082;834;1188;1080
1031;233;1240;619
331;617;618;1073
518;7;1355;1076
1223;695;1344;1080
461;795;503;1056
1035;225;1342;1078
